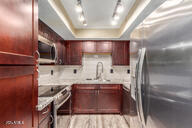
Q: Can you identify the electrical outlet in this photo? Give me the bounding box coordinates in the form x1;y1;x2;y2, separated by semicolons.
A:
110;69;114;74
73;69;77;74
51;70;54;75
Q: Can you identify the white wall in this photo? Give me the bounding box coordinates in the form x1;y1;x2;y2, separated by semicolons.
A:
39;54;130;86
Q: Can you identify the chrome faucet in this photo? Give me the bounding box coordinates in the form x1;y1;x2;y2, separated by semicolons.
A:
96;62;104;80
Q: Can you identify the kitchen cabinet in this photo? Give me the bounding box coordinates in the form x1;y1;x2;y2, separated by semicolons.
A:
72;84;97;113
65;40;130;65
83;41;96;53
38;104;52;128
0;0;38;65
82;41;112;53
72;84;122;114
0;0;38;127
98;84;122;113
112;41;130;65
65;41;82;65
96;41;112;53
0;66;38;128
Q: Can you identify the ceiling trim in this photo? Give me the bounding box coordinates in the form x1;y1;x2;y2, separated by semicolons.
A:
48;0;152;39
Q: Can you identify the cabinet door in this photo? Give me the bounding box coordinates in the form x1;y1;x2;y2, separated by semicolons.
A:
112;41;130;65
98;84;122;113
96;41;112;53
0;0;38;65
73;89;97;113
0;66;38;128
72;84;98;113
124;41;130;65
83;41;96;53
66;41;82;65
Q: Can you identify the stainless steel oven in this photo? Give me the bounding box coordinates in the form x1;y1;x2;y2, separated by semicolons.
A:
53;88;71;128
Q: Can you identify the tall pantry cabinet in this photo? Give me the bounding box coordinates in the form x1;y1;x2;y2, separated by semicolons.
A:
0;0;38;128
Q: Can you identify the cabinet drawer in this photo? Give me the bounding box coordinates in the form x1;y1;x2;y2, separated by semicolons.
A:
73;84;99;90
99;84;122;90
39;104;51;124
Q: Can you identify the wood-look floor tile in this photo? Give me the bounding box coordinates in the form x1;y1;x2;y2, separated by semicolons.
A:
58;114;129;128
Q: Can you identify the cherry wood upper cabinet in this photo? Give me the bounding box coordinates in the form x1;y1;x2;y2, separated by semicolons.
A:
112;41;130;65
0;66;38;128
65;41;82;65
82;41;112;53
96;41;112;53
0;0;38;65
83;41;96;53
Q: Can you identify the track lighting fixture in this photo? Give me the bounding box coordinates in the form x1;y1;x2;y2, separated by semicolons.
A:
111;0;124;25
75;0;87;26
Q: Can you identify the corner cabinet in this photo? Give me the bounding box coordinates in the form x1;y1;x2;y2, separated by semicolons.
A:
72;84;122;114
112;41;130;65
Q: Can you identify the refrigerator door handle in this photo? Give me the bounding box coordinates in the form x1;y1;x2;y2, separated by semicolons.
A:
136;48;146;126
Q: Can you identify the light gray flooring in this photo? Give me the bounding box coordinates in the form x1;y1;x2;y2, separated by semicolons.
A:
58;114;130;128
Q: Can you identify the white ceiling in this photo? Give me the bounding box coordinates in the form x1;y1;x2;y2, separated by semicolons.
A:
38;0;167;40
61;0;135;29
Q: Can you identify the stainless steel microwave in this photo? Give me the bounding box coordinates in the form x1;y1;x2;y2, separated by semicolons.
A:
38;35;57;64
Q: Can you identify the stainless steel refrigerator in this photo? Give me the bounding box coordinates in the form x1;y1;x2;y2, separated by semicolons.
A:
130;0;192;128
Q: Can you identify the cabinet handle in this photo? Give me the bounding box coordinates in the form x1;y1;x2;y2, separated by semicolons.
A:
42;108;49;114
34;50;40;59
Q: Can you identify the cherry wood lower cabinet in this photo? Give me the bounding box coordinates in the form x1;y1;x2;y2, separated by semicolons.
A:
0;66;38;128
72;84;122;114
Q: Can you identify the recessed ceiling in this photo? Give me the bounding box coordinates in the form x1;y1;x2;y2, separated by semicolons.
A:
61;0;135;29
38;0;167;40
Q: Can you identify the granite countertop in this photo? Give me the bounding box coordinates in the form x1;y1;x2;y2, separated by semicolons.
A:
37;97;54;111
